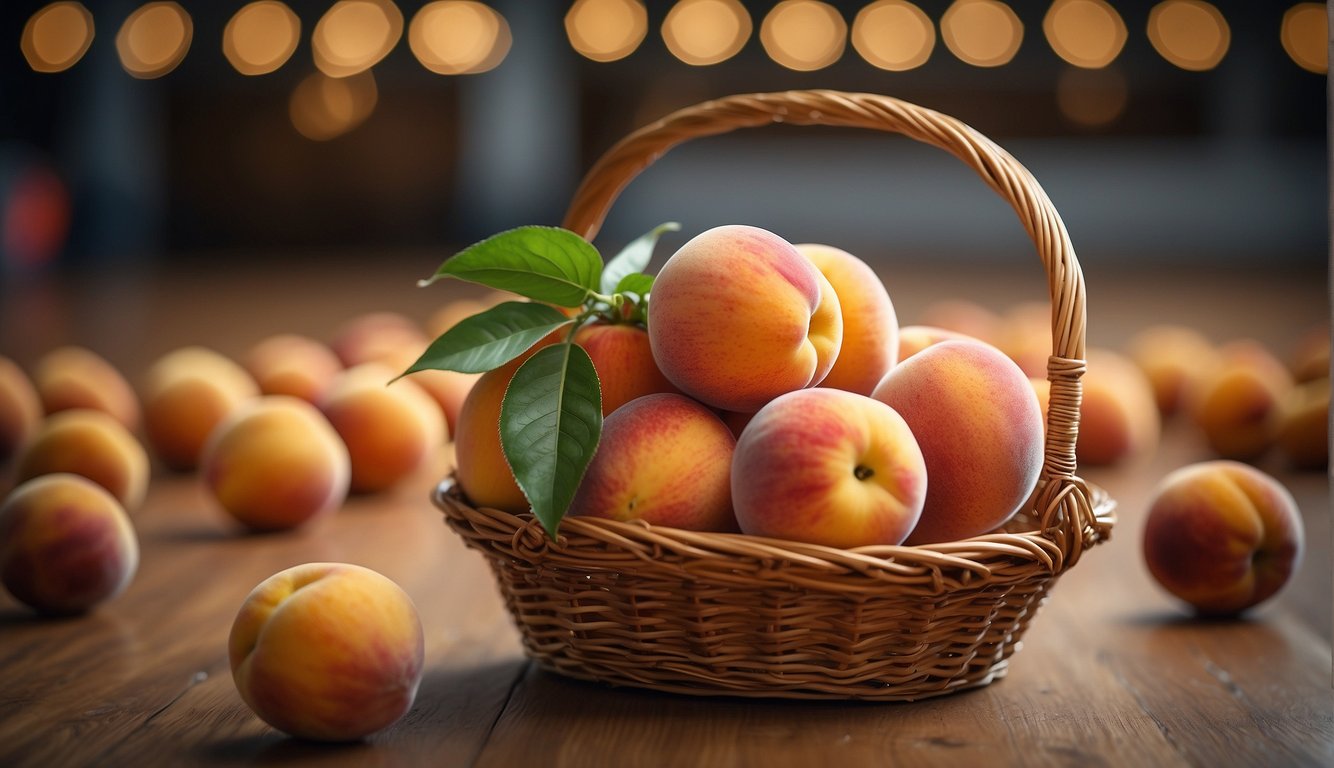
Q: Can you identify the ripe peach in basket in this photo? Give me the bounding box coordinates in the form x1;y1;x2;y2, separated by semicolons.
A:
796;243;899;396
1125;324;1220;418
573;321;680;415
732;388;926;548
872;339;1044;545
229;562;424;742
1143;461;1303;617
0;473;139;615
33;345;140;431
569;393;736;531
141;346;259;471
0;355;42;466
15;409;150;511
320;364;445;494
1075;349;1161;467
648;225;843;413
201;396;350;531
1191;340;1293;461
244;334;344;405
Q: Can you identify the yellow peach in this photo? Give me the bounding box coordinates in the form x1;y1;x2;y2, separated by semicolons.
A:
244;334;344;404
1191;340;1293;461
573;322;680;416
1125;324;1221;418
33;346;140;431
796;243;899;395
0;356;42;465
1277;377;1328;471
141;347;259;471
1077;349;1161;466
15;409;150;511
320;364;445;494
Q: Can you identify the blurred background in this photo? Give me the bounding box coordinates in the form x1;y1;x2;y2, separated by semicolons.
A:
0;0;1326;276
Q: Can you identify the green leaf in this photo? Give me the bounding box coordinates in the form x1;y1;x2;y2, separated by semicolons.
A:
600;221;679;295
420;226;602;307
400;302;573;375
500;343;603;539
615;272;654;298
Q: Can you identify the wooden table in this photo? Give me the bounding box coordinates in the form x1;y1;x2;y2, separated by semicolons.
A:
1;256;1330;766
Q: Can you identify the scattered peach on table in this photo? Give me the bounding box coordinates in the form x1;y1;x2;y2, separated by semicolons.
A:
796;243;899;395
201;396;350;531
140;346;259;471
569;392;736;531
647;225;843;413
731;388;926;548
0;355;42;466
1276;377;1329;470
244;334;344;405
1287;324;1329;384
401;368;479;435
320;363;445;494
1075;348;1161;467
995;301;1051;378
1125;324;1221;418
1142;460;1304;617
330;311;429;368
33;345;140;431
1191;339;1293;461
229;562;425;742
0;473;139;615
15;408;150;511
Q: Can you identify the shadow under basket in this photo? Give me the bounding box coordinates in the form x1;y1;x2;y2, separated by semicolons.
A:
431;90;1117;701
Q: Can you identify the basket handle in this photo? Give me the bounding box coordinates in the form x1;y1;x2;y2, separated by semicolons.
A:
561;90;1097;570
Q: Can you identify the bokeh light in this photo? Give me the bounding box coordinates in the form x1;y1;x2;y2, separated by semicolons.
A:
1280;3;1327;74
1044;0;1127;69
290;70;379;141
1147;0;1230;71
223;1;300;76
409;1;511;75
760;0;847;72
940;0;1023;68
21;2;94;74
565;0;648;63
116;2;193;79
1056;66;1129;127
313;0;404;78
662;0;752;66
850;1;934;72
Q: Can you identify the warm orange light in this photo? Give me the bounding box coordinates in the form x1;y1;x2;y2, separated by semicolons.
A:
851;1;934;72
22;2;94;73
116;2;193;79
1281;3;1327;74
662;0;751;66
941;0;1023;68
290;70;378;141
313;0;404;78
565;0;648;63
1056;66;1128;127
760;0;847;72
1044;0;1127;68
409;1;511;75
1147;0;1229;71
224;1;300;76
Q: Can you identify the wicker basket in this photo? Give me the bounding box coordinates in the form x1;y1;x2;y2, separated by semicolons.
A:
433;90;1115;701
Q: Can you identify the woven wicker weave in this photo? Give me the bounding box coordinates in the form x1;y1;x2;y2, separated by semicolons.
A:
434;90;1116;701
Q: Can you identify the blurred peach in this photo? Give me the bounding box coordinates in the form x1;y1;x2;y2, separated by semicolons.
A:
141;347;259;471
1277;377;1328;470
1076;349;1161;466
245;334;344;404
330;312;429;368
15;409;150;511
897;325;980;363
1191;340;1293;461
918;298;1000;346
0;356;42;465
995;301;1051;378
320;364;445;494
1126;325;1221;418
1288;324;1329;384
33;346;140;431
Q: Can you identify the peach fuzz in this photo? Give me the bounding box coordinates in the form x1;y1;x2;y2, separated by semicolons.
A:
648;225;843;413
141;347;259;471
330;312;429;368
897;325;981;363
1191;340;1293;461
872;339;1044;545
1142;461;1303;617
229;562;424;742
0;473;139;615
732;388;926;548
573;322;680;416
569;393;736;531
320;364;445;494
796;243;899;395
33;346;140;431
1277;378;1328;470
245;334;344;404
1076;349;1161;467
15;409;149;511
0;356;42;465
201;396;350;531
1125;325;1220;418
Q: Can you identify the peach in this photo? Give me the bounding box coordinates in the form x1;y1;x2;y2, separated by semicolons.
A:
918;299;1001;345
427;297;492;337
732;388;926;548
320;364;445;494
0;474;138;615
1142;461;1303;617
229;562;424;742
0;356;42;465
1076;349;1161;466
648;225;843;412
872;339;1044;545
402;368;478;435
201;396;350;531
330;312;429;368
897;325;980;363
15;409;149;510
995;301;1051;378
1125;324;1221;418
245;334;344;404
141;347;259;471
573;321;680;416
569;393;736;531
33;346;140;431
1191;340;1293;461
1288;324;1329;383
795;243;899;395
1277;377;1328;470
